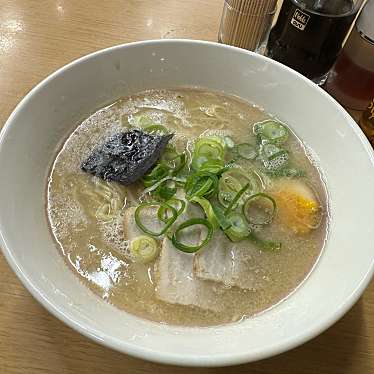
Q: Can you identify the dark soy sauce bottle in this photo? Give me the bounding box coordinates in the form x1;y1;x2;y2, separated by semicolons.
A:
266;0;363;85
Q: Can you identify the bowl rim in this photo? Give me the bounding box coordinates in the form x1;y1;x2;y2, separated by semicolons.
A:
1;38;374;367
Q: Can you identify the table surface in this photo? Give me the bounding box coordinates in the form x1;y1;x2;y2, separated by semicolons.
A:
0;1;372;373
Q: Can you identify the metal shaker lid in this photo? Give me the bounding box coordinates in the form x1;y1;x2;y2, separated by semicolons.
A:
357;0;374;41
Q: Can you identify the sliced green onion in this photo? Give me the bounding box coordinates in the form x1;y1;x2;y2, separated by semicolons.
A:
198;159;225;174
235;143;257;160
219;173;242;196
143;145;186;189
135;202;177;236
190;196;219;229
224;212;250;242
191;137;226;171
169;153;187;175
144;124;169;135
142;176;186;196
143;163;170;186
206;135;226;148
185;172;218;200
248;233;281;251
191;155;225;172
211;203;231;231
225;183;250;215
157;198;186;222
218;191;236;209
191;154;209;170
219;168;261;203
254;120;288;144
243;193;276;225
156;179;177;200
129;235;159;263
195;138;224;157
144;152;186;188
160;144;186;174
218;169;246;208
171;218;213;253
198;144;222;158
197;136;226;151
217;166;235;177
161;145;178;161
261;121;288;143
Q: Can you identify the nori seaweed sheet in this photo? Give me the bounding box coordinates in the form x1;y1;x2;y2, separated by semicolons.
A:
81;130;173;185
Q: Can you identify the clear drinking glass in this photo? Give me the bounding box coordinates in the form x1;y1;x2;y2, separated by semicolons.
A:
266;0;365;85
218;0;277;54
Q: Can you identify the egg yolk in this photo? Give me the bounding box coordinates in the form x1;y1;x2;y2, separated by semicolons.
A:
272;183;321;235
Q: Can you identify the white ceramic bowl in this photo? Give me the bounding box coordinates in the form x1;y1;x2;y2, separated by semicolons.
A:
1;40;374;367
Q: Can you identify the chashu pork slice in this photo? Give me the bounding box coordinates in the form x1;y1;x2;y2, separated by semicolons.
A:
124;198;222;312
154;199;223;312
194;230;257;290
124;201;256;291
155;238;223;312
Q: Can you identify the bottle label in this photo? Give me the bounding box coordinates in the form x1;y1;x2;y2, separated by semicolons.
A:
291;9;310;31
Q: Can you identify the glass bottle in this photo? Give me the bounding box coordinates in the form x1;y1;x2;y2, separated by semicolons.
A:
266;0;364;85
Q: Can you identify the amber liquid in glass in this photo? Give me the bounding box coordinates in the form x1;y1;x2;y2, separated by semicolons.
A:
326;26;374;110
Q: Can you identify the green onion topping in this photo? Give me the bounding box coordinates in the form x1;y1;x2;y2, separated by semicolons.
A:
254;120;288;144
157;198;186;222
129;235;159;263
211;203;231;231
142;176;186;197
218;168;261;208
127;119;294;252
191;136;226;172
190;196;220;229
185;172;218;200
135;202;178;236
224;212;250;242
171;218;213;253
225;183;250;215
243;193;276;225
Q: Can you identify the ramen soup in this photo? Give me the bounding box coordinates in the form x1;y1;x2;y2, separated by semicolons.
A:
47;89;328;326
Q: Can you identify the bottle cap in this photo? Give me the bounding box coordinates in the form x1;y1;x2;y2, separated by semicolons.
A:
357;0;374;41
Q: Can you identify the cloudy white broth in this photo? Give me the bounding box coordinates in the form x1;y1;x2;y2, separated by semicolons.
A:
47;89;328;326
